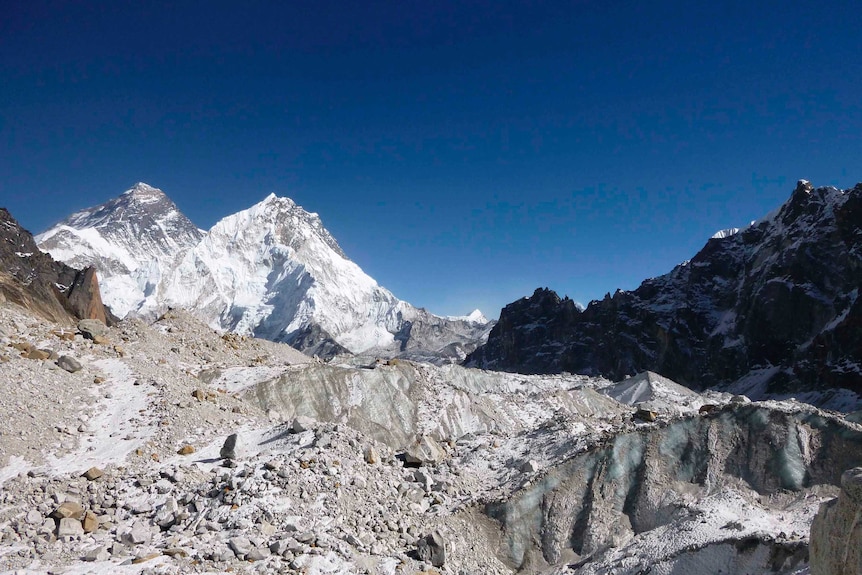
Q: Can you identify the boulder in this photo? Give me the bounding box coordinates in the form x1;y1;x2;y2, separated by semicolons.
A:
417;530;446;567
57;517;85;537
810;467;862;575
78;319;108;341
82;466;104;481
51;501;84;520
292;415;316;433
405;435;447;466
220;433;243;460
57;355;83;373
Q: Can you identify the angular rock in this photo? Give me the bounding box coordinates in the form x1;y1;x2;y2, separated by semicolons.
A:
51;501;84;520
416;530;446;567
57;517;85;537
405;435;447;465
220;433;243;460
57;355;83;373
25;348;51;360
121;521;151;545
292;416;316;433
811;467;862;575
520;459;540;473
81;510;99;533
229;535;253;558
83;545;110;562
177;444;195;455
78;319;109;340
82;466;104;481
364;446;380;464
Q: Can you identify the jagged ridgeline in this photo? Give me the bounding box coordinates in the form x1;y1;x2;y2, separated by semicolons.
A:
36;183;492;363
467;180;862;398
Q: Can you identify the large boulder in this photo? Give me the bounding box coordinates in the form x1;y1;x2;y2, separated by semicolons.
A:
810;467;862;575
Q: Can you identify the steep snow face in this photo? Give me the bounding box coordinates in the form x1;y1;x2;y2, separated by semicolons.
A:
36;183;204;317
38;185;492;358
154;194;407;352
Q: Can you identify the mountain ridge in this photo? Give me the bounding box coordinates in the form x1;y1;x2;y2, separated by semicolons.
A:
466;179;862;399
37;183;492;361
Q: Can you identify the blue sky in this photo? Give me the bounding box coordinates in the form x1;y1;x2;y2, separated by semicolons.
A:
2;1;861;318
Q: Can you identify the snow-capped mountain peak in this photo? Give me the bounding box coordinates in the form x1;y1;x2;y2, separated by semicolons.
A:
37;184;492;361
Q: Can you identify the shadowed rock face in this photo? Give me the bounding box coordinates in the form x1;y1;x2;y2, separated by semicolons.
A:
0;208;112;324
810;467;862;575
467;181;862;396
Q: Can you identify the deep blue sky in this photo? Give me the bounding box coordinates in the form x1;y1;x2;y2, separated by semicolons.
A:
2;1;861;317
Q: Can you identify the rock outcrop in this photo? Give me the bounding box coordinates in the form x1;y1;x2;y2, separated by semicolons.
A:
810;467;862;575
467;181;862;397
0;208;113;325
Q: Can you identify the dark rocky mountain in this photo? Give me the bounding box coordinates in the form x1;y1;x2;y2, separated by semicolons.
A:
0;208;113;325
467;180;862;397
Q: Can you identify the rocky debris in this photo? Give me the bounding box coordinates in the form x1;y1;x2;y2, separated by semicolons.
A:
417;530;446;567
1;299;860;575
56;355;83;373
467;181;862;400
24;348;50;360
810;467;862;575
177;444;195;455
51;501;84;520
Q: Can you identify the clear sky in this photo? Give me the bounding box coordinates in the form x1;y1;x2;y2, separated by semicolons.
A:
2;1;861;318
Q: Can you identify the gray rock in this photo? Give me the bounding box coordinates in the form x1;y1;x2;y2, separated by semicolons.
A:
78;319;108;341
229;536;253;558
220;433;243;460
247;546;271;561
811;467;862;575
83;546;110;562
57;355;83;373
521;459;540;473
416;530;446;567
292;416;316;433
57;517;84;537
364;446;380;464
404;435;447;465
120;521;151;545
25;509;43;525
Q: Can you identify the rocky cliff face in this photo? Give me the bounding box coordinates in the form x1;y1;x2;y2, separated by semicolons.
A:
467;181;862;397
810;467;862;575
0;208;111;324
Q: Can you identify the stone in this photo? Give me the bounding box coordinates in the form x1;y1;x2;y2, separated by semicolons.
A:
25;348;51;360
92;334;110;345
57;517;85;537
220;433;243;460
82;466;104;481
731;394;751;403
121;521;151;545
51;501;84;520
416;530;446;567
81;510;99;533
292;416;316;433
634;408;657;422
57;355;83;373
177;444;195;455
83;545;110;562
25;509;43;525
247;546;271;561
78;319;108;340
364;446;380;464
229;536;253;558
405;435;447;465
520;459;540;473
698;404;719;415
